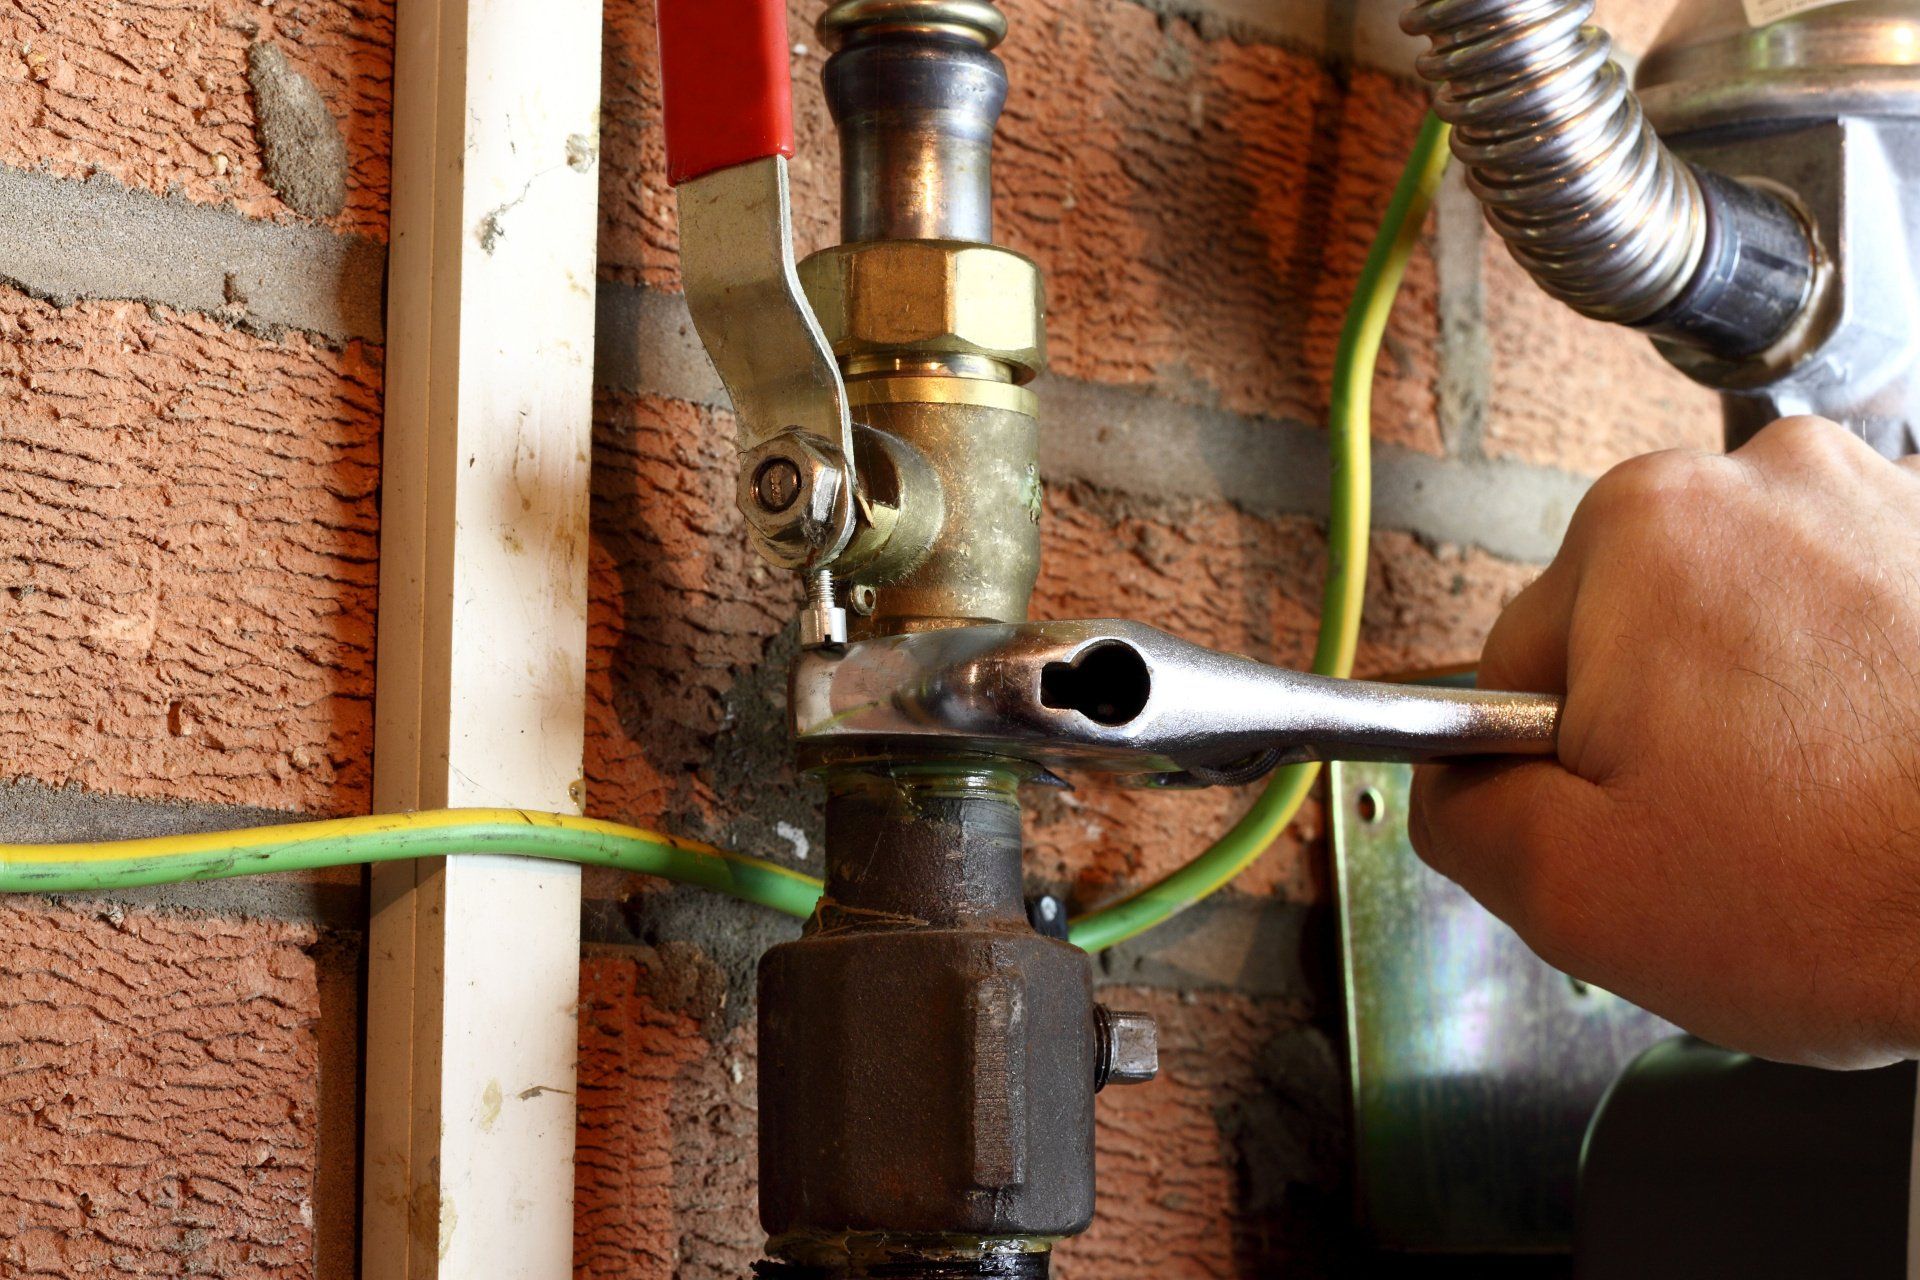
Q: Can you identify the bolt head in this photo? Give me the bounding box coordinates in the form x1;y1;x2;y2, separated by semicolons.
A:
737;432;847;569
1096;1007;1159;1089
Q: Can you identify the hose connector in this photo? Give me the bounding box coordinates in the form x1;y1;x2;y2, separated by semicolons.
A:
1403;0;1817;360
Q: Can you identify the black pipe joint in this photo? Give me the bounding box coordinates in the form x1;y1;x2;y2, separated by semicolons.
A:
758;771;1097;1264
1643;167;1819;360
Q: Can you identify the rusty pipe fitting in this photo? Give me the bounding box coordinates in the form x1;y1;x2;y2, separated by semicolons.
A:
758;768;1097;1271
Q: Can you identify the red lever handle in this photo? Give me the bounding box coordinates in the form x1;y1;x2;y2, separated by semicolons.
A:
657;0;796;186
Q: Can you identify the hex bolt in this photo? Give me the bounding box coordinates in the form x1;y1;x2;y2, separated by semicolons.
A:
1093;1006;1159;1090
753;457;804;513
736;433;850;570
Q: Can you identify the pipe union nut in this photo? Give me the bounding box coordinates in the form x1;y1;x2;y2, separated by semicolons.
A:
799;241;1047;384
738;432;847;567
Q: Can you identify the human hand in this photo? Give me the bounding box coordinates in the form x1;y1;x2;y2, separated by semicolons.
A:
1411;416;1920;1068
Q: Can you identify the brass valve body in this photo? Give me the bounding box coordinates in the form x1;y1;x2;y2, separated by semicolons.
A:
800;240;1045;633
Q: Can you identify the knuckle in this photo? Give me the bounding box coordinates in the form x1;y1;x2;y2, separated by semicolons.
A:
1762;413;1842;450
1745;415;1860;470
1598;448;1718;504
1575;448;1727;543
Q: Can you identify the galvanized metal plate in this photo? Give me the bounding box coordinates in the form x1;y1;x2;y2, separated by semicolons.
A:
1330;760;1677;1252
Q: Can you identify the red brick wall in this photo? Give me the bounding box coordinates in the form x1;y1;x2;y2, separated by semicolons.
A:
0;0;391;1270
0;0;393;236
0;0;1715;1274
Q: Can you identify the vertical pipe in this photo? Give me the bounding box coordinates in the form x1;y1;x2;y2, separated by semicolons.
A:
820;0;1010;244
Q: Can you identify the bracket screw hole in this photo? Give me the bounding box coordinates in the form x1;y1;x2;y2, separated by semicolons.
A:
1356;786;1386;825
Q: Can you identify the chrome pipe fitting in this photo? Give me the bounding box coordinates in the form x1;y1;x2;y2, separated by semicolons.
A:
1403;0;1816;359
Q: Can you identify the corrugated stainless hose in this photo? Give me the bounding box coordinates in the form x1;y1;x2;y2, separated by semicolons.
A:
1403;0;1709;327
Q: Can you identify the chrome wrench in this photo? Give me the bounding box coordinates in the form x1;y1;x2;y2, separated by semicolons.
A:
791;619;1559;784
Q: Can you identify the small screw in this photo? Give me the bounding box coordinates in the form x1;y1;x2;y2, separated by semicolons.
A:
752;457;804;513
849;583;878;616
1027;893;1068;939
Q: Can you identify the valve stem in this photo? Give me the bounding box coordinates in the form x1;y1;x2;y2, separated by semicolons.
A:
803;569;849;649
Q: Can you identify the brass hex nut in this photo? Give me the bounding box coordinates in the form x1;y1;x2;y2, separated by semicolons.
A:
799;241;1046;382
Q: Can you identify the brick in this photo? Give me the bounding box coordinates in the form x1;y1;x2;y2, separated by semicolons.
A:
0;290;382;814
584;389;802;855
0;0;393;237
599;0;1446;454
1481;244;1722;474
0;898;356;1278
995;4;1442;451
1056;989;1348;1276
575;947;761;1280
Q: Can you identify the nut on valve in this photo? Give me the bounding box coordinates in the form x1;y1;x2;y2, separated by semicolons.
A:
1094;1006;1159;1090
799;240;1047;382
738;431;849;570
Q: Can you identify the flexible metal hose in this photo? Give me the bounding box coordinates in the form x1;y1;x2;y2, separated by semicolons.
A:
1403;0;1708;327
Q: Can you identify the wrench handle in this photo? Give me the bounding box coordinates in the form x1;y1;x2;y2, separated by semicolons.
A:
1317;680;1561;763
